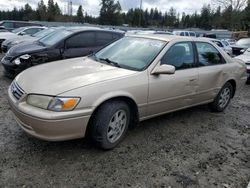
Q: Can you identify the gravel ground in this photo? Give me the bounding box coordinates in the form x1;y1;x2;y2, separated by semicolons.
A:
0;55;249;188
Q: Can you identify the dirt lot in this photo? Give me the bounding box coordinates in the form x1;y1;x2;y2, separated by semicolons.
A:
0;55;249;188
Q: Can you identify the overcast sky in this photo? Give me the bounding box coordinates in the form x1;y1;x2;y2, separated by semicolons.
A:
0;0;212;16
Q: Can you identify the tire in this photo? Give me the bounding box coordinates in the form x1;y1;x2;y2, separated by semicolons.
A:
91;100;130;150
209;82;233;112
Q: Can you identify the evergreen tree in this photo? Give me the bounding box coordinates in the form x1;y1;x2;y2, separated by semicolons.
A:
99;0;122;25
76;5;84;23
37;0;47;21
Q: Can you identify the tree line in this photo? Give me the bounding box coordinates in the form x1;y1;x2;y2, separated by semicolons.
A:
0;0;250;31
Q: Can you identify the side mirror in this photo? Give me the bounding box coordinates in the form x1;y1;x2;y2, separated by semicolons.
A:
18;31;26;36
240;49;246;54
151;64;175;75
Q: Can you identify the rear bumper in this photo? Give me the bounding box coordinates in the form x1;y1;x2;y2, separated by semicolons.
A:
8;87;92;141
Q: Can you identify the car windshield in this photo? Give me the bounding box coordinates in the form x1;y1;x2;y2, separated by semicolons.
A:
38;30;72;46
236;38;250;46
244;47;250;54
31;28;55;38
222;40;229;46
12;27;25;34
94;37;166;71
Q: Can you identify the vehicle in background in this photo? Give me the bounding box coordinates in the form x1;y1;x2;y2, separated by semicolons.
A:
205;38;233;56
1;27;60;53
0;20;42;31
234;47;250;83
133;30;173;35
231;38;250;56
1;27;124;77
8;35;246;149
173;30;196;37
232;31;248;40
199;33;217;39
0;26;46;52
223;38;236;45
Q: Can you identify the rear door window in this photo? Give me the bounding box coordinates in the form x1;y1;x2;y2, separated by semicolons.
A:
14;22;27;28
213;41;223;47
22;28;43;35
196;42;226;66
2;22;14;29
190;32;195;37
66;32;95;48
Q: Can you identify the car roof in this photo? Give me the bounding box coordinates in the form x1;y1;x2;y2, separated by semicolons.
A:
62;27;123;34
16;26;46;30
127;34;210;42
128;34;186;41
201;37;221;42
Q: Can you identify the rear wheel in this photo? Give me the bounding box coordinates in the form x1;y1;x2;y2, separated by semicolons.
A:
91;100;130;150
209;82;233;112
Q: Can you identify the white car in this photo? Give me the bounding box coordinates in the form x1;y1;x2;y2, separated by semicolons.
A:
235;47;250;83
205;38;233;56
173;30;196;37
0;26;45;52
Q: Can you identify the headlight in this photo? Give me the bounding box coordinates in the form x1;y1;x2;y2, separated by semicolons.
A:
27;95;53;109
14;58;21;65
20;54;31;60
27;94;80;112
13;54;31;65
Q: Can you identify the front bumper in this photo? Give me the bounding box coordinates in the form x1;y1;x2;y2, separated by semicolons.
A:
1;55;27;77
8;86;92;141
1;44;8;53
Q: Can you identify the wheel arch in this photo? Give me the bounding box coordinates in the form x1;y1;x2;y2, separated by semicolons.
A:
226;79;236;98
85;94;140;137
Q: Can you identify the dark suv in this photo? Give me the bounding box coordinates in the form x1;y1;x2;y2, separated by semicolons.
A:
0;20;42;31
1;27;124;77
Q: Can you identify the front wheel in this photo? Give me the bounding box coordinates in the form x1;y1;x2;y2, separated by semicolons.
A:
91;100;130;150
209;82;233;112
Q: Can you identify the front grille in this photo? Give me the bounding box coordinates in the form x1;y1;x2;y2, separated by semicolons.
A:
232;48;243;56
11;81;24;100
3;55;13;61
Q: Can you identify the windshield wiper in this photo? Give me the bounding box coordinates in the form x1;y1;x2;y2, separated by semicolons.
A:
99;58;121;68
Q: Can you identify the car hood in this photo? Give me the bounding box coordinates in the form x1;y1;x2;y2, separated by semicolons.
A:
15;57;137;95
8;41;47;57
231;44;249;49
234;54;250;63
0;32;17;39
2;35;32;45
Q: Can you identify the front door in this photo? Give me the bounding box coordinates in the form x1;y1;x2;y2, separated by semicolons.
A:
63;32;96;59
147;42;199;117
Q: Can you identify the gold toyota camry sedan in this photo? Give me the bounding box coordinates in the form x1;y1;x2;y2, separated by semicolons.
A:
8;35;247;149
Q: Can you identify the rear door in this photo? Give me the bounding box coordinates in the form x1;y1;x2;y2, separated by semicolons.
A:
147;41;199;116
63;32;96;59
195;42;228;103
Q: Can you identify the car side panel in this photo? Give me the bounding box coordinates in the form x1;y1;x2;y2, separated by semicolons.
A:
147;68;199;117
